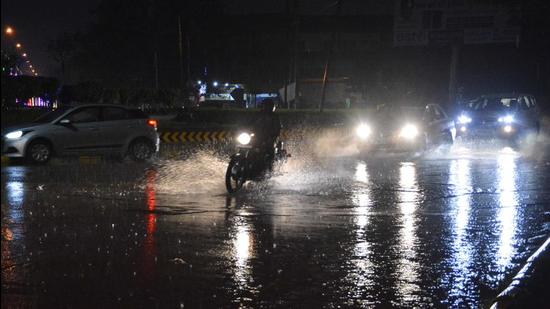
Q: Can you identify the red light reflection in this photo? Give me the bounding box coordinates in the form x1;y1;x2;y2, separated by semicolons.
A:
139;169;157;284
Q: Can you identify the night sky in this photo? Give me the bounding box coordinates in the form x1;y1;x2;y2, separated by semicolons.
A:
1;0;100;77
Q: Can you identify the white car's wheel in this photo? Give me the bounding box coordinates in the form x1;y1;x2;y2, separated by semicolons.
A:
26;140;52;164
128;139;154;162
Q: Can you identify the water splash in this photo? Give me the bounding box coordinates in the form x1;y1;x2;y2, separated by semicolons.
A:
152;150;227;195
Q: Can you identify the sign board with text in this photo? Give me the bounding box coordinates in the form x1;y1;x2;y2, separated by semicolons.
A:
394;0;520;46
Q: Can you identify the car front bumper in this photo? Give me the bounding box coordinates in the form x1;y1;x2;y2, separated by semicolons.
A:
456;124;519;140
1;136;30;158
358;135;424;154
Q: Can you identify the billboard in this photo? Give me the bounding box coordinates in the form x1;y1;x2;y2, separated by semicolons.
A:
394;0;521;46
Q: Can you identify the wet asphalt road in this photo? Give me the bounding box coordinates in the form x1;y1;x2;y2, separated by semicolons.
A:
2;144;550;308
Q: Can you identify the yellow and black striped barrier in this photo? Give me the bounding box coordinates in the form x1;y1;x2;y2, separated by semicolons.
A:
160;130;230;143
160;129;292;144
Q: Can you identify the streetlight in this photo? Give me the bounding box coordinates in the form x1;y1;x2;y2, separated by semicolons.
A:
29;65;33;68
16;43;21;48
5;26;14;35
22;53;27;57
213;81;218;87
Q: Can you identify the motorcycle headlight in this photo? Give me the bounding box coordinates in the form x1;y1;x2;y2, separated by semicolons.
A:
457;115;472;124
498;115;514;123
5;130;23;139
399;124;419;140
503;125;514;133
356;124;371;140
237;132;252;145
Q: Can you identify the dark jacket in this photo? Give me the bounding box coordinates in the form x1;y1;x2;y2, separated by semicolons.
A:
253;112;281;148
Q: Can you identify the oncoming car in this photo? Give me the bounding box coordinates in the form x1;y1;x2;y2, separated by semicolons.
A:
455;93;540;142
2;104;160;164
355;104;456;154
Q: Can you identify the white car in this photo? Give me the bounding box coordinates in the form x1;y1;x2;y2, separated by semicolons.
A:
2;104;159;163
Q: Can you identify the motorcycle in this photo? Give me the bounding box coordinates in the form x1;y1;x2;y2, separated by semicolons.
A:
225;132;290;193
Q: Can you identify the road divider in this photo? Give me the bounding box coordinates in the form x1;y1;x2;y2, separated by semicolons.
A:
160;130;230;143
159;129;292;144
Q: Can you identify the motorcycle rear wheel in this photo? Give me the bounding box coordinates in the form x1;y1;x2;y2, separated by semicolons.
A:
226;158;246;193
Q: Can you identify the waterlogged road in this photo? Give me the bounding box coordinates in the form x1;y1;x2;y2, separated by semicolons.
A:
2;146;550;308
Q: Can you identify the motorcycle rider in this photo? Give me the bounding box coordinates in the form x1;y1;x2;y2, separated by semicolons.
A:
253;98;282;161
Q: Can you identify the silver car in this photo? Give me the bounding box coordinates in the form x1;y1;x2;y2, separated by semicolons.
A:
2;104;160;163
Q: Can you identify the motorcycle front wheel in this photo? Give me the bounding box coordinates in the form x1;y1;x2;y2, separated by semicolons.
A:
226;158;246;193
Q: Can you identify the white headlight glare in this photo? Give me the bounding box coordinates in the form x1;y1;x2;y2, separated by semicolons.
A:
457;115;472;124
356;124;371;140
399;124;419;140
498;115;514;123
237;132;251;145
5;130;23;139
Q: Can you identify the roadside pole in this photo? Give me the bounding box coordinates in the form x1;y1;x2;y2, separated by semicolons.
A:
154;51;159;90
448;42;460;112
319;50;330;113
178;15;185;90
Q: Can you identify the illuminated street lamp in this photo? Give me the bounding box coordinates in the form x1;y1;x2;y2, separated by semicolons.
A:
5;26;14;35
16;43;21;48
22;53;27;57
29;65;33;68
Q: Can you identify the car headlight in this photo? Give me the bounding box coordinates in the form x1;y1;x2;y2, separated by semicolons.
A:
399;124;419;140
503;125;514;133
356;124;371;140
237;132;252;145
498;115;514;123
5;130;23;139
457;115;472;124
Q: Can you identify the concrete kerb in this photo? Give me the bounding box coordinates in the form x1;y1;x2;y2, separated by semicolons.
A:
490;236;550;308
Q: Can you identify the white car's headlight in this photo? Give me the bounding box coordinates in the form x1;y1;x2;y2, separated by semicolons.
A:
457;115;472;124
356;124;371;140
399;124;419;140
237;132;252;145
5;130;23;139
498;115;514;123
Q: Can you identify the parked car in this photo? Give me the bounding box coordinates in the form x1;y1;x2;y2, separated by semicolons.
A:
455;93;540;142
355;104;456;154
2;104;159;163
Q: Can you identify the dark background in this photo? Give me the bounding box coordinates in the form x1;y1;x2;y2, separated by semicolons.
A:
2;0;549;109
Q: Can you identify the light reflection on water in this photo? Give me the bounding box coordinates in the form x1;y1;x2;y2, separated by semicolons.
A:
6;180;24;207
231;215;253;291
496;154;518;270
347;162;373;297
2;167;27;287
447;159;475;303
396;162;420;301
140;169;157;282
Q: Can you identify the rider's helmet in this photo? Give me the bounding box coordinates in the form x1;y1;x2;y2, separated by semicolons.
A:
262;98;276;113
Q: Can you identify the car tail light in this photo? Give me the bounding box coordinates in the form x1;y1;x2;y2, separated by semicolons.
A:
147;119;157;130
